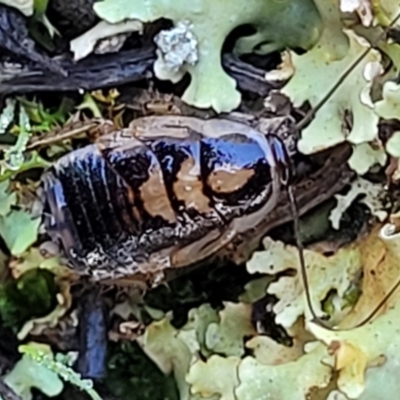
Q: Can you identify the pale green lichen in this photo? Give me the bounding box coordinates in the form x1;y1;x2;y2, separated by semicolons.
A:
93;0;323;113
204;302;256;357
0;99;16;135
373;81;400;119
0;0;33;16
386;131;400;158
0;180;40;257
282;27;381;155
277;0;400;175
12;343;102;400
365;80;400;161
246;237;362;328
348;143;387;175
186;355;240;400
119;222;400;399
329;177;388;229
3;343;63;400
136;318;196;400
3;105;31;172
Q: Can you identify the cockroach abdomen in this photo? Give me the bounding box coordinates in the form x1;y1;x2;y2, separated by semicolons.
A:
42;170;85;268
41;145;139;269
147;135;216;218
100;136;225;255
100;138;179;231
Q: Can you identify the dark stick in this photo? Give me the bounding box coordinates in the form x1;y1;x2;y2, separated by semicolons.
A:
0;45;277;97
76;286;109;380
0;5;67;76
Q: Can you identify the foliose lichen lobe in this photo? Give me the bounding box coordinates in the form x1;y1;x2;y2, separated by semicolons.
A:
93;0;323;113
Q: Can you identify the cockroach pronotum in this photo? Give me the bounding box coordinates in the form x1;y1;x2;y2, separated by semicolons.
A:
40;11;400;336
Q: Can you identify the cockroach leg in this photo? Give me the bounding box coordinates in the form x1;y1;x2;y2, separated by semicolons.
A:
170;225;237;268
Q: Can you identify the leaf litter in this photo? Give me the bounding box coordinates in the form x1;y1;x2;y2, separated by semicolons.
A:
2;0;400;400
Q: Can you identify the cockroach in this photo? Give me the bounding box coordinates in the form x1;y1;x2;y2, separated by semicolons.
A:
41;115;293;380
40;11;400;335
41;116;289;283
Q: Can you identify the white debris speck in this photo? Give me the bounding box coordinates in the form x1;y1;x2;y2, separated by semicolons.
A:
70;20;143;61
86;250;103;266
154;21;199;72
340;0;373;27
95;33;130;55
0;98;16;135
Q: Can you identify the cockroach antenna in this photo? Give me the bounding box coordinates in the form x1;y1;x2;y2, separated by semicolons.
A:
288;181;400;331
285;10;400;331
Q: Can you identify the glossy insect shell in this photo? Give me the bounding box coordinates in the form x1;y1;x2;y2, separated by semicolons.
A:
41;116;284;282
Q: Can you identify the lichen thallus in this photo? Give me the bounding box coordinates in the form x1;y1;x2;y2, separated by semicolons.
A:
285;11;400;331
